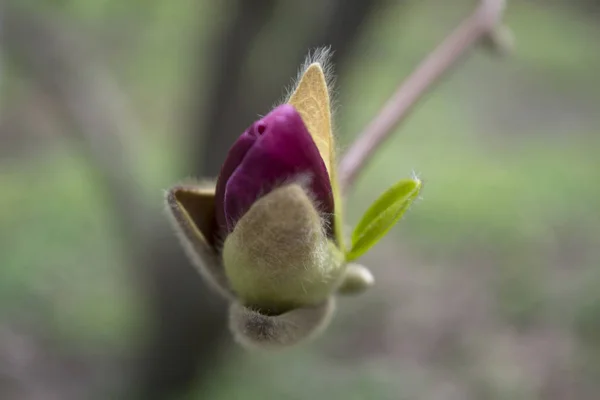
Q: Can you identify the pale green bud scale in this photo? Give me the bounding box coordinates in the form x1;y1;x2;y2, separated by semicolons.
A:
223;183;345;314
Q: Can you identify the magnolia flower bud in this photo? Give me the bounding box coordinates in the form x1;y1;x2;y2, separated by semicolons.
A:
215;104;335;238
223;183;344;314
213;104;345;314
164;48;421;349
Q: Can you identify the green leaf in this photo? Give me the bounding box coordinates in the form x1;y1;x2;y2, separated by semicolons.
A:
346;178;421;261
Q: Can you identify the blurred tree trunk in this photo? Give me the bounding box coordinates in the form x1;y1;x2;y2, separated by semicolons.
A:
138;0;393;398
137;0;395;398
135;1;278;399
191;0;393;174
142;0;392;397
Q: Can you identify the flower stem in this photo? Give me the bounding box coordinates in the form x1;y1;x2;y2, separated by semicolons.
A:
338;0;508;190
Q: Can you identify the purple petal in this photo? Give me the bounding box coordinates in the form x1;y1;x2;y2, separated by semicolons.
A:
215;104;334;236
214;132;257;233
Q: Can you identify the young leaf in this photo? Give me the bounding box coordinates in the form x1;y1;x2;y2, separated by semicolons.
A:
346;178;421;261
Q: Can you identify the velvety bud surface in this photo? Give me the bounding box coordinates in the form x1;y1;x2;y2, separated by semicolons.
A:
215;104;334;235
222;184;345;314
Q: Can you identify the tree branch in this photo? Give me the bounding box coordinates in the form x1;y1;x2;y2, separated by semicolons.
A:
338;0;508;190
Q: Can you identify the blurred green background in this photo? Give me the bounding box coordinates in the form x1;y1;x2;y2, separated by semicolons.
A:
1;0;599;399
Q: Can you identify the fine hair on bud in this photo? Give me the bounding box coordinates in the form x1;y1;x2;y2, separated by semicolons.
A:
278;46;339;121
222;183;345;314
164;181;235;300
336;263;375;296
229;297;335;350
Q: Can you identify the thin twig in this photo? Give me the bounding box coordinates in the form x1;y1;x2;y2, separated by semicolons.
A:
338;0;507;190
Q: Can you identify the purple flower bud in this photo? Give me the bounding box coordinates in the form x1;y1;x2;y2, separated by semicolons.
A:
215;104;334;236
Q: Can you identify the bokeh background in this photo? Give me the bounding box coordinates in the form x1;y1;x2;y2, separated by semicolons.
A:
1;0;600;399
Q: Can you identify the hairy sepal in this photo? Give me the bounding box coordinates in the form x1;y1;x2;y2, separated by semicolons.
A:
164;182;234;300
222;183;345;314
229;297;335;350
